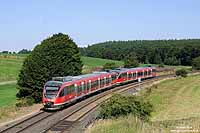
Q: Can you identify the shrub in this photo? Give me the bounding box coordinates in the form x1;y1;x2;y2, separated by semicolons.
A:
99;94;153;121
17;33;83;103
124;54;139;68
175;69;187;77
103;62;118;70
16;97;34;107
158;63;164;68
192;57;200;70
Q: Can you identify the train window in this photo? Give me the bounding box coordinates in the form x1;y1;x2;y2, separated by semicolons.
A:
148;71;151;75
95;81;97;88
70;85;75;94
104;78;106;85
110;77;112;83
59;89;64;97
96;80;98;86
138;72;140;76
84;83;87;90
128;73;132;78
111;75;117;80
63;87;67;95
138;72;141;76
77;84;82;93
98;80;101;88
91;81;96;88
81;83;84;91
152;69;156;72
121;73;126;78
100;79;104;86
87;82;90;90
107;77;110;84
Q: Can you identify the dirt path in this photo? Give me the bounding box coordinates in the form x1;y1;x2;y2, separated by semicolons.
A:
0;80;17;85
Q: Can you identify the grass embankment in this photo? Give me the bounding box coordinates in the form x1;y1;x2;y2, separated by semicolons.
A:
89;75;200;132
0;57;24;82
0;83;17;107
81;56;124;73
143;75;200;122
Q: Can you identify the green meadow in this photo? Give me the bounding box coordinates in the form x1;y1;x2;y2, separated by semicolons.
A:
90;75;200;132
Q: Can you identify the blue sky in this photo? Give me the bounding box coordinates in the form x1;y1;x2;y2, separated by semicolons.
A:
0;0;200;51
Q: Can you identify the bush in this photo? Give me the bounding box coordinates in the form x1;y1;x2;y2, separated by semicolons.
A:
192;57;200;70
16;97;34;107
17;33;83;103
158;63;164;68
103;62;118;70
124;54;139;68
99;94;153;121
175;69;187;77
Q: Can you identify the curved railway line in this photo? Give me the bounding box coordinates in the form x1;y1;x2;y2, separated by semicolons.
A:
0;74;175;133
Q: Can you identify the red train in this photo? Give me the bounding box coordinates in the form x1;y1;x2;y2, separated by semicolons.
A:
42;67;156;109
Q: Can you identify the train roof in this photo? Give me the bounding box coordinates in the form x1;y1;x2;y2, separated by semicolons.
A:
51;71;116;83
110;67;154;73
48;67;156;84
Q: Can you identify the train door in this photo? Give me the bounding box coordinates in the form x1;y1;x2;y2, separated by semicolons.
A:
98;78;100;89
131;72;133;80
81;82;84;93
143;70;144;78
109;75;112;85
88;80;91;92
74;84;77;97
104;77;106;87
136;71;138;79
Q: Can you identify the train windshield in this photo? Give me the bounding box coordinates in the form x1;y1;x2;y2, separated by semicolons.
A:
44;81;62;99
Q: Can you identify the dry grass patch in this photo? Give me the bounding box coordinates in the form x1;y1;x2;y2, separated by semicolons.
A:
0;104;42;126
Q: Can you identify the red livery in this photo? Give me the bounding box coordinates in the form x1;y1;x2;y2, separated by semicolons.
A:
42;67;156;109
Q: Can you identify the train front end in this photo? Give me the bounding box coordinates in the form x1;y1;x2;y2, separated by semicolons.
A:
42;81;62;109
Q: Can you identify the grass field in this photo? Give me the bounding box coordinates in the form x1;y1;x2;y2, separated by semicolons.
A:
89;75;200;132
0;58;24;82
142;75;200;121
0;83;17;107
81;56;124;73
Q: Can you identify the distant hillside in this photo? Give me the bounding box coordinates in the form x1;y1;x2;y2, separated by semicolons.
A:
81;56;123;73
80;39;200;66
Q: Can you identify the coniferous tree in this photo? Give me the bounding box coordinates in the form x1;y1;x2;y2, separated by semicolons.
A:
192;56;200;70
124;54;139;68
17;33;83;102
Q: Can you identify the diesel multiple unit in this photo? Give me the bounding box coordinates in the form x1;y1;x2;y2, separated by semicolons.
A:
42;67;156;109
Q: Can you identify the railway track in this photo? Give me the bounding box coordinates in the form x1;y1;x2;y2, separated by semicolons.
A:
0;111;55;133
44;74;175;133
0;74;174;133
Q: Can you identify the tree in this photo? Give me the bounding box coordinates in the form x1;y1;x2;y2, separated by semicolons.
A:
103;62;118;70
164;57;180;65
18;49;31;54
80;39;200;66
17;33;83;103
175;69;187;77
124;54;139;68
99;94;153;121
2;51;8;54
192;56;200;70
